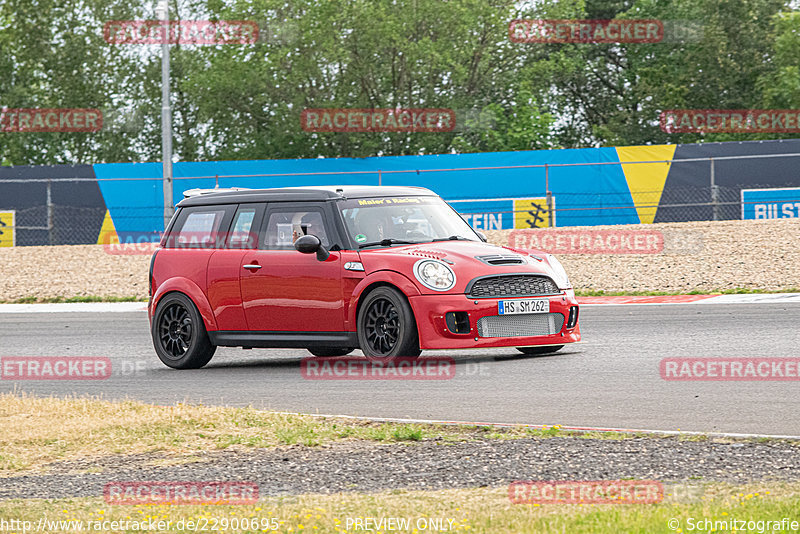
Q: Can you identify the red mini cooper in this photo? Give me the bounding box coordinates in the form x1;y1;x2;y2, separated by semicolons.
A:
149;186;580;368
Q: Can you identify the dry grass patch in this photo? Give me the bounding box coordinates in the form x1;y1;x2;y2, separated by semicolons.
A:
1;484;800;533
3;393;793;477
0;393;537;474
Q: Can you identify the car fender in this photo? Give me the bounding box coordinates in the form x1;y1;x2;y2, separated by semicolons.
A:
150;277;218;331
346;269;422;329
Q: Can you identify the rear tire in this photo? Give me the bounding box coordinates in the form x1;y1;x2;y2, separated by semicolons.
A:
307;347;354;357
357;287;421;361
516;345;564;355
152;293;216;369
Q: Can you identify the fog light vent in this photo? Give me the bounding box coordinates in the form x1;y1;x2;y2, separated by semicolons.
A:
567;306;579;329
445;312;471;334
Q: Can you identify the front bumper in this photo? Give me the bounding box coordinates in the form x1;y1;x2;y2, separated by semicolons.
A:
408;292;581;350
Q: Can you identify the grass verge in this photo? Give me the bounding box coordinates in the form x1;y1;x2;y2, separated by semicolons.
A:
1;484;799;533
0;394;581;474
2;394;796;476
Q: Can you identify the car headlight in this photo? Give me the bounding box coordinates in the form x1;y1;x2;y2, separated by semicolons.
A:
413;259;456;291
546;254;571;290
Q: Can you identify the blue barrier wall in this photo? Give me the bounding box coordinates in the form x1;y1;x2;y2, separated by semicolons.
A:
4;139;800;245
93;146;639;241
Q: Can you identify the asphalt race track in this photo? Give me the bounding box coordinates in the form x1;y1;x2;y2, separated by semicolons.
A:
1;303;799;436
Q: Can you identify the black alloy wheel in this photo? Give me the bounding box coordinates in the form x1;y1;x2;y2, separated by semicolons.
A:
365;297;400;354
357;287;421;361
152;293;216;369
159;303;193;359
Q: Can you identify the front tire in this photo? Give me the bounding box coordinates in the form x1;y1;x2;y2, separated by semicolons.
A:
516;345;564;355
357;287;421;361
152;293;216;369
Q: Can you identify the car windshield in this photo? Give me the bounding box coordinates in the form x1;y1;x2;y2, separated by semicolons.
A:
338;196;481;247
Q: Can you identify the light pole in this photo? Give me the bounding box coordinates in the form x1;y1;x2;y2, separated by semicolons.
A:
156;0;174;228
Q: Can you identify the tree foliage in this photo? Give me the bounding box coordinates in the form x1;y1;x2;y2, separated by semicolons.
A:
0;0;796;164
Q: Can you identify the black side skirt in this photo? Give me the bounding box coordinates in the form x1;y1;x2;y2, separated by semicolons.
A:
208;331;359;349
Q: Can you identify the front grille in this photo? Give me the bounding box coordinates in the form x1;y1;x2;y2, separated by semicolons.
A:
468;275;560;298
477;313;564;338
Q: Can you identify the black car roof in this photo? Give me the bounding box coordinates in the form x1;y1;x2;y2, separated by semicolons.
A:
177;185;437;207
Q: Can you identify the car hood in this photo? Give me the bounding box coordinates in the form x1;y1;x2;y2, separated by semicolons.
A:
357;240;559;294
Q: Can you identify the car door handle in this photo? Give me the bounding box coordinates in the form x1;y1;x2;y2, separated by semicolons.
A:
243;264;262;270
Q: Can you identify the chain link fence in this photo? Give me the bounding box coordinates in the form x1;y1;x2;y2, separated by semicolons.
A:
1;153;799;246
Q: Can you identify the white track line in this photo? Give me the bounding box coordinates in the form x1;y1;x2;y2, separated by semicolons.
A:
580;293;800;306
0;302;147;313
274;412;800;440
0;293;798;313
698;293;800;304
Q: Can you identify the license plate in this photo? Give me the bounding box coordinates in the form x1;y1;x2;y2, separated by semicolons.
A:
498;298;550;315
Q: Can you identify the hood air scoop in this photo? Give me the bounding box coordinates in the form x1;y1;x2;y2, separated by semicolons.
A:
475;254;526;266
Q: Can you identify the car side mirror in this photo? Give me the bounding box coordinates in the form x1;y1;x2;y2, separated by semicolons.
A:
476;231;487;242
294;234;330;261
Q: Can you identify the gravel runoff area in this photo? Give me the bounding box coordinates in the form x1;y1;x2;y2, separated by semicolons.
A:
2;437;799;500
1;218;799;301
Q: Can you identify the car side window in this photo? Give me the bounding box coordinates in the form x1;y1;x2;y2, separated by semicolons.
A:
263;209;330;250
165;206;234;249
227;204;264;249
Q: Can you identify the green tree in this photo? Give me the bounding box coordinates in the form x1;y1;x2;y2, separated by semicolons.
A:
543;0;790;146
759;11;800;110
183;0;559;160
0;0;147;165
1;0;798;164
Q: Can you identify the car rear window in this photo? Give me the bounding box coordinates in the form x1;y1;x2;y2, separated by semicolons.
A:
164;206;233;249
